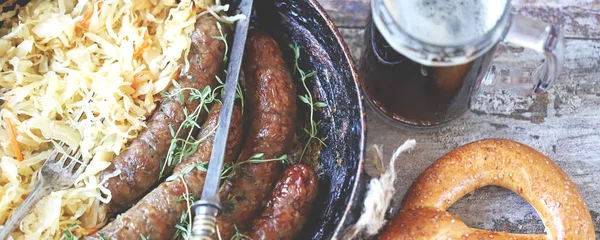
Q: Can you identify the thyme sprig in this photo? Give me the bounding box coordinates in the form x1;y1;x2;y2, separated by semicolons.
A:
220;153;289;180
166;161;208;182
211;22;228;63
211;22;244;110
159;21;236;179
289;43;328;162
214;75;245;113
167;153;288;183
172;176;195;240
230;224;253;240
159;84;217;179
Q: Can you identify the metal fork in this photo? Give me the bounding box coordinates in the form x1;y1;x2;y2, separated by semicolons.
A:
0;109;89;239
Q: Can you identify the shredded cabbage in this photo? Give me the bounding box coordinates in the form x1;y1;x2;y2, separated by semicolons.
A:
0;0;223;238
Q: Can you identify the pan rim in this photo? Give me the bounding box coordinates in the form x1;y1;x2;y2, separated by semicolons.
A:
304;0;367;238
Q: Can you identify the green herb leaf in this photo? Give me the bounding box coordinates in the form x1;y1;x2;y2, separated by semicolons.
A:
168;124;176;138
180;164;195;175
202;86;212;99
195;164;208;172
291;43;300;59
211;36;224;41
189;91;201;101
298;95;310;104
314;102;328;108
175;224;188;232
305;71;317;79
178;92;185;104
298;68;306;79
216;21;222;32
172;80;181;89
166;174;178;182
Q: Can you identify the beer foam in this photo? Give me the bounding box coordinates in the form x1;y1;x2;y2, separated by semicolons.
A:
384;0;508;46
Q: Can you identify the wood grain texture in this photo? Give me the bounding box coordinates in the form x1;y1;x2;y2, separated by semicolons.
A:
318;0;600;39
322;1;600;237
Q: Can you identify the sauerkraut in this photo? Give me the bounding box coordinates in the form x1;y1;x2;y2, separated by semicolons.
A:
0;0;223;238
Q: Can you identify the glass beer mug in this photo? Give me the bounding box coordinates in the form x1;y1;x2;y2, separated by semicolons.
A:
359;0;564;128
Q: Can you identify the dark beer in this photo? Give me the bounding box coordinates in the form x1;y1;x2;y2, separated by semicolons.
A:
359;18;496;127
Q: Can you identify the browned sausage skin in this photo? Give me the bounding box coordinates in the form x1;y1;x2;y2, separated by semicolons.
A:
87;103;243;240
217;30;297;239
99;15;229;215
244;164;319;240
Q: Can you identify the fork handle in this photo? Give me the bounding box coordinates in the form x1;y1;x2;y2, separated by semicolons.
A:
0;182;49;240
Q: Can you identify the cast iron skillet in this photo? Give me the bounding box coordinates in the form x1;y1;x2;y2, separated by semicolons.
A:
1;0;368;239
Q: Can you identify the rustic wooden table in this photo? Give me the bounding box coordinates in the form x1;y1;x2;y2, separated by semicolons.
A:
316;0;600;237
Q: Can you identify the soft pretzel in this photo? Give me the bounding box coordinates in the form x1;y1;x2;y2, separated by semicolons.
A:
379;139;595;240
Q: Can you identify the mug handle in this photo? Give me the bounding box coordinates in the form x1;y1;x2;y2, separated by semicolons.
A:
503;14;565;94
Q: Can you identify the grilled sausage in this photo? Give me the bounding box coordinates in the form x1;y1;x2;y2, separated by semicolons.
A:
244;164;318;240
216;30;297;239
87;103;244;240
99;15;229;214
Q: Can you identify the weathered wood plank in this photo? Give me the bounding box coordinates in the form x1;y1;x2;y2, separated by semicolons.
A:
317;0;600;39
339;28;600;236
317;0;369;28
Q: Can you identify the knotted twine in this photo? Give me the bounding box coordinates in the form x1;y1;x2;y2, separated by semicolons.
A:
342;139;417;239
